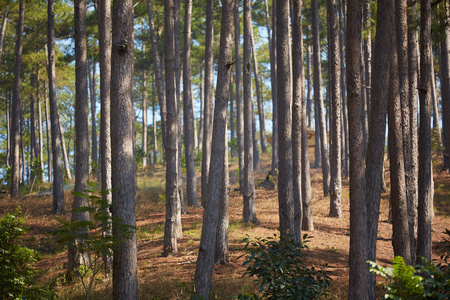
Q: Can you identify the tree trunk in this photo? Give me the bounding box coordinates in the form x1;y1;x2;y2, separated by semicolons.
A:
68;0;91;279
312;0;330;196
146;0;166;153
58;118;72;180
201;0;214;207
37;67;45;182
441;0;450;171
292;0;304;243
44;84;52;183
347;0;368;296
10;0;25;197
110;0;137;297
366;0;394;297
271;0;278;173
407;2;419;264
249;19;266;153
388;45;411;264
198;65;204;152
30;74;37;167
252;110;260;170
183;0;199;207
152;76;158;164
89;59;98;167
306;45;313;128
276;0;294;237
431;57;442;146
193;0;234;295
328;0;342;218
98;0;113;274
163;0;180;256
0;5;8;63
339;0;348;179
230;75;235;144
235;0;245;189
416;0;433;263
142;44;148;168
242;0;257;224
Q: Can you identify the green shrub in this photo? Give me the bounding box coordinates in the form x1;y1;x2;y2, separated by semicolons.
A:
369;231;450;299
0;208;56;299
239;233;333;300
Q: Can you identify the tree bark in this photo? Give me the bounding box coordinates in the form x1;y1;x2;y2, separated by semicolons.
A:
183;0;199;207
37;66;45;182
441;0;450;171
328;0;342;218
407;2;419;264
111;0;137;297
366;0;394;297
292;0;304;243
388;45;411;264
306;45;313;128
10;0;25;197
58;118;72;180
347;0;368;297
416;0;433;263
312;0;330;195
68;0;90;279
201;0;215;207
152;75;158;164
44;85;52;183
339;0;348;179
276;0;294;237
235;0;245;189
142;44;148;168
271;0;278;173
0;6;8;64
193;0;234;295
146;0;166;153
98;0;113;274
249;19;266;153
163;0;180;256
252;110;260;170
30;74;37;167
242;0;257;224
89;59;98;166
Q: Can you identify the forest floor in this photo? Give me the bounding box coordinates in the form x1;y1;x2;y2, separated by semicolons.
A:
0;153;449;299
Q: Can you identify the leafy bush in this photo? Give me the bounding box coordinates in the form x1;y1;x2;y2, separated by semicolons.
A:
0;208;56;299
239;233;333;299
369;231;450;299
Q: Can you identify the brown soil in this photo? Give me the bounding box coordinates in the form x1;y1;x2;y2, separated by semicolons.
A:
1;156;449;299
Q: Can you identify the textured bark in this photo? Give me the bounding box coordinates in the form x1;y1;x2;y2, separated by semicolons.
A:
89;60;98;166
312;0;330;194
142;44;148;168
328;0;342;218
431;58;441;146
270;0;278;173
235;1;245;189
44;86;52;183
10;0;25;197
339;0;348;179
407;3;419;264
230;75;235;144
48;0;65;214
249;20;266;153
37;67;45;182
306;45;313;128
193;0;234;295
0;6;8;63
441;1;450;171
388;48;411;264
30;74;37;166
416;0;433;263
111;0;137;297
366;0;393;297
198;65;204;152
252;111;260;170
58;119;72;180
163;0;179;256
68;0;90;279
183;0;199;207
242;0;257;224
347;0;368;297
201;0;215;207
292;0;303;243
152;76;158;164
276;0;294;237
98;0;112;274
146;0;166;152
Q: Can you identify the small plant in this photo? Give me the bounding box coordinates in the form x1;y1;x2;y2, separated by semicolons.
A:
53;182;135;300
239;233;333;299
0;208;56;299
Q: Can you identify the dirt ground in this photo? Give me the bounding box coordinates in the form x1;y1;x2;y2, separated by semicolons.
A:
1;156;449;299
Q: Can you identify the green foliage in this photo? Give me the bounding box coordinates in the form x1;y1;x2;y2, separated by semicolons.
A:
1;165;12;188
0;208;56;300
369;239;450;300
239;233;333;299
31;158;44;183
53;182;135;299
